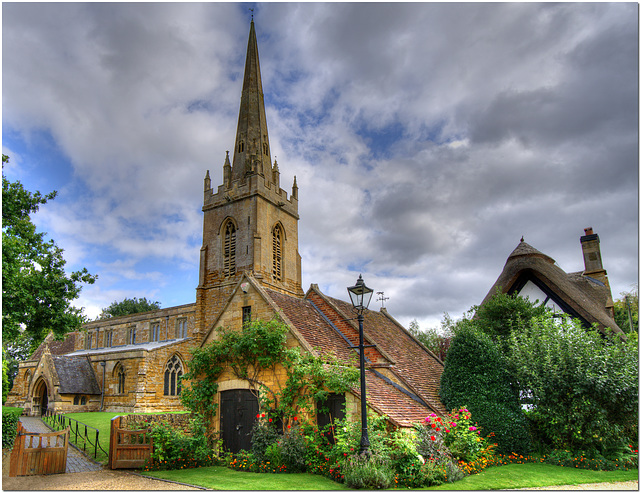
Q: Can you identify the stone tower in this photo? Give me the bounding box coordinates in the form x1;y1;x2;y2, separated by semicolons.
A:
196;21;303;334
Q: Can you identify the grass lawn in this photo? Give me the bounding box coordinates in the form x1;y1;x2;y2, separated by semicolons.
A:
140;463;638;490
45;411;187;464
427;463;638;490
2;406;24;418
142;466;348;490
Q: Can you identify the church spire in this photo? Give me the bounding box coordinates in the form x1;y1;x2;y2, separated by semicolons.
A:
231;20;273;183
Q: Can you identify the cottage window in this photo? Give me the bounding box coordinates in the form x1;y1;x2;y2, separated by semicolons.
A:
80;396;87;405
117;365;125;394
272;225;283;281
242;306;252;326
74;395;80;405
223;221;237;278
163;355;183;396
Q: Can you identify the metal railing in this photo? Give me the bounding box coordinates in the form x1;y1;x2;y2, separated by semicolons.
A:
42;410;108;460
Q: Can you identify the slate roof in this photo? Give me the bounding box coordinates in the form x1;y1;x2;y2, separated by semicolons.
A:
264;284;446;426
53;356;101;394
483;240;622;335
64;338;189;357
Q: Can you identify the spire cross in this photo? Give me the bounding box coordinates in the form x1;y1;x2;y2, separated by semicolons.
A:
249;8;254;20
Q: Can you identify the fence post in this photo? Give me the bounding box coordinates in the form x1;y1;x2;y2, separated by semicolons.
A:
95;429;99;459
108;416;121;470
9;421;25;477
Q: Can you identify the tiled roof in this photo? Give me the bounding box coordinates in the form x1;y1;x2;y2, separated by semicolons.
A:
265;285;447;423
29;333;77;361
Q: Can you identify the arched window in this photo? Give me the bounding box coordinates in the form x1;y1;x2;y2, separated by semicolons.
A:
272;224;283;281
164;355;183;396
238;141;244;153
223;220;237;278
74;395;80;405
80;396;87;405
117;364;125;394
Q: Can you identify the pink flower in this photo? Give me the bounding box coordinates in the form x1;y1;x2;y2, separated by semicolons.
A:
430;413;436;417
469;426;477;431
445;429;450;433
451;422;457;427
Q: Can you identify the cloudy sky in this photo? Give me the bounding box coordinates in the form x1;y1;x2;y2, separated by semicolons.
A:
3;2;638;330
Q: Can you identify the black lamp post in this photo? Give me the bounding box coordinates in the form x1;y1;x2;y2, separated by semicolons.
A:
347;274;374;455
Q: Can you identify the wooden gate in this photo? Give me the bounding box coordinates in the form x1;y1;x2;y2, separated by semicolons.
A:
108;416;153;469
9;421;69;476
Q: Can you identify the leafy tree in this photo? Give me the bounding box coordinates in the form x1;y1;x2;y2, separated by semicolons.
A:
98;297;161;319
613;286;638;333
439;323;531;454
508;314;638;457
472;291;547;345
408;318;452;361
2;154;96;347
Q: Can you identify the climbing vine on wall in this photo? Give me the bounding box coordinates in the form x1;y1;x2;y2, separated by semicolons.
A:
180;317;358;429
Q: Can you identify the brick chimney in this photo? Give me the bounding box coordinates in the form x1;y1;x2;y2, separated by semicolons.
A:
580;227;614;315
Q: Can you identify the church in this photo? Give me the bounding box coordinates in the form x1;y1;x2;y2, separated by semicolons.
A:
7;21;447;449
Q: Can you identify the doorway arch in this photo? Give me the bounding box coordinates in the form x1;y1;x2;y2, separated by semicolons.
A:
32;378;50;417
220;389;259;454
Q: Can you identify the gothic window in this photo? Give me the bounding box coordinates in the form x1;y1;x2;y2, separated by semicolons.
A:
117;364;125;394
164;355;183;396
74;395;80;405
272;224;283;281
80;396;87;405
151;323;160;342
223;220;237;278
176;319;187;339
238;141;244;153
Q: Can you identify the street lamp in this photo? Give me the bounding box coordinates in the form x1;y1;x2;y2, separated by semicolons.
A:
347;274;374;455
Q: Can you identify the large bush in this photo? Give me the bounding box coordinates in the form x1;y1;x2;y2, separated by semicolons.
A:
440;324;531;454
509;315;638;457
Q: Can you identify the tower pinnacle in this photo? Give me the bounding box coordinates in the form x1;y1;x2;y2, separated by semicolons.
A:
231;20;272;184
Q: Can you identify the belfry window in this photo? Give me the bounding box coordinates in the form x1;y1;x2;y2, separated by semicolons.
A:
238;141;244;153
223;221;237;278
164;355;183;396
272;225;283;281
263;142;269;155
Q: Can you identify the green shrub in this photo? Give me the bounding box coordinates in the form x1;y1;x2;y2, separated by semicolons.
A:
440;324;531;454
342;454;394;489
2;406;22;449
509;316;638;457
279;426;308;472
250;416;280;464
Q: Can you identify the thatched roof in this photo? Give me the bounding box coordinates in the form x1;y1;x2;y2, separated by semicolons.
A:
483;240;622;335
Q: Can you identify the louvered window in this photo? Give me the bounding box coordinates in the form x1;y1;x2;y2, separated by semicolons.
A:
224;221;237;278
272;225;282;281
164;355;183;396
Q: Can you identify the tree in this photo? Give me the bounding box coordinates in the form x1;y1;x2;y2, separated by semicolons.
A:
408;318;453;361
98;297;161;319
439;323;531;454
2;154;96;347
508;314;638;456
472;291;547;344
613;286;638;333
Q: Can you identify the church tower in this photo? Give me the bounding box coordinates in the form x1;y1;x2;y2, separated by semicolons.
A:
196;20;303;333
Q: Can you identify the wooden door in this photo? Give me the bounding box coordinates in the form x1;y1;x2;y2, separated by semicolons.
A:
220;389;258;454
317;393;346;444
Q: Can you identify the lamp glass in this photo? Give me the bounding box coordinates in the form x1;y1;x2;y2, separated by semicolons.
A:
348;275;374;310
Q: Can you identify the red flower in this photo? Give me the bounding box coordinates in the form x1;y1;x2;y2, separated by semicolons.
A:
269;418;272;422
436;428;441;432
294;416;298;421
430;436;436;441
445;429;450;433
431;423;436;428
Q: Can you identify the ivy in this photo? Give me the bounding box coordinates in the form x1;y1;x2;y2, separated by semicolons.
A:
180;317;358;430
